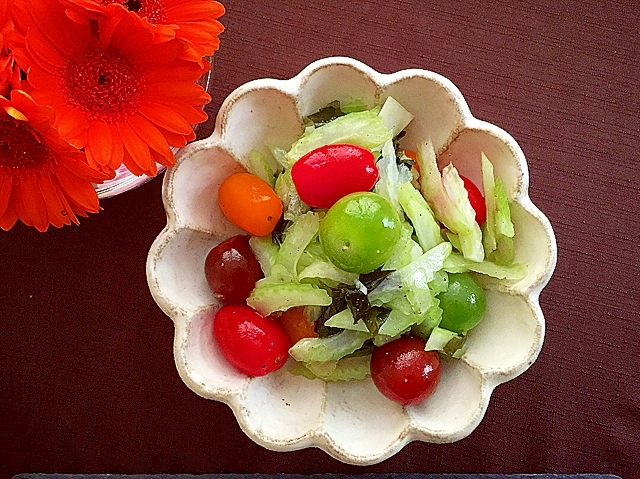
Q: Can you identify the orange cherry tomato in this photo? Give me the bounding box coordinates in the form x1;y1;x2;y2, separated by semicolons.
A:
275;307;318;344
403;149;418;163
218;172;283;236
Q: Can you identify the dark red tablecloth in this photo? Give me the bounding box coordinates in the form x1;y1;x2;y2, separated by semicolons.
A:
1;0;639;477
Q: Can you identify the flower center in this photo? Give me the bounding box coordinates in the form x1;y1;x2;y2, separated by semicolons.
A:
0;117;53;170
61;46;144;122
95;0;166;23
126;0;166;23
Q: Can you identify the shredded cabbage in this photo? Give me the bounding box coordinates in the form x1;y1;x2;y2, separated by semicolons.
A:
368;241;452;315
378;96;414;139
374;140;403;218
274;169;310;221
285;109;392;165
324;308;370;332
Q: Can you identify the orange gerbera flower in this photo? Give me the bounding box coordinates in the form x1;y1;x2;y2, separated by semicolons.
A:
0;90;108;232
12;0;211;176
61;0;225;60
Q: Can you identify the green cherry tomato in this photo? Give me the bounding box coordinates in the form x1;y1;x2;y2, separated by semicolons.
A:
319;192;401;274
437;273;486;334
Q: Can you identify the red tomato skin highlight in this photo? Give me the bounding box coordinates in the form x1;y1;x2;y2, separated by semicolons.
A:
213;305;292;377
204;235;264;304
291;144;379;208
460;175;486;225
370;337;442;406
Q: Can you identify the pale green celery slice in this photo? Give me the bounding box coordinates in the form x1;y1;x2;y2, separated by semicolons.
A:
253;264;294;285
481;152;497;254
443;252;527;281
445;230;462;252
275;211;319;276
247;281;331;316
416;139;484;262
495;178;515;238
397;181;443;252
340;98;369;113
425;326;461;351
298;260;358;285
295;355;372;382
289;330;372;363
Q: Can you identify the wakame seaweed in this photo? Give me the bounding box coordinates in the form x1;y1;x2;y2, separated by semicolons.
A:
315;268;393;336
271;217;291;246
306;101;345;127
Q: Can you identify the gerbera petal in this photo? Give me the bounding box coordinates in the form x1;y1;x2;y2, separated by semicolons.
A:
56;106;88;140
54;164;100;214
66;128;89;150
120;149;145;176
165;3;225;22
138;102;193;135
108;123;125;168
153;97;207;125
0;200;18;231
127;114;173;159
63;7;92;26
154;124;192;148
15;0;87;56
0;173;13;218
23;65;57;91
149;148;175;169
25;30;66;69
131;39;186;67
18;174;50;232
87;121;114;169
36;173;74;228
144;59;209;83
116;121;156;176
104;6;154;53
142;81;210;105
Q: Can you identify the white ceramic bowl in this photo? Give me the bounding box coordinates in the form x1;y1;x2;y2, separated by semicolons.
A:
146;57;557;465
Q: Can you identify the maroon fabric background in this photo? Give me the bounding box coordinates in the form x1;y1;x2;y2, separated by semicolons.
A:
1;0;639;477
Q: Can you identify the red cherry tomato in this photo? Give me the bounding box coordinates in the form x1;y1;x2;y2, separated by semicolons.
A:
213;304;292;376
291;144;378;208
460;175;486;225
204;235;264;304
370;336;441;406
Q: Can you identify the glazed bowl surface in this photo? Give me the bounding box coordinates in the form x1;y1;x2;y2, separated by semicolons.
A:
146;56;557;465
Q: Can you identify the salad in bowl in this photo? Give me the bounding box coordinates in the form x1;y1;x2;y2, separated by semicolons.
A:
146;57;557;464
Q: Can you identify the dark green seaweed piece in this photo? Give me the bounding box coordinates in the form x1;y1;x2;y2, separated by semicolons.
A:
306;101;345;127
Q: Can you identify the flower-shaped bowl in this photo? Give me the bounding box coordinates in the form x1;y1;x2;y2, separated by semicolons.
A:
146;57;557;465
